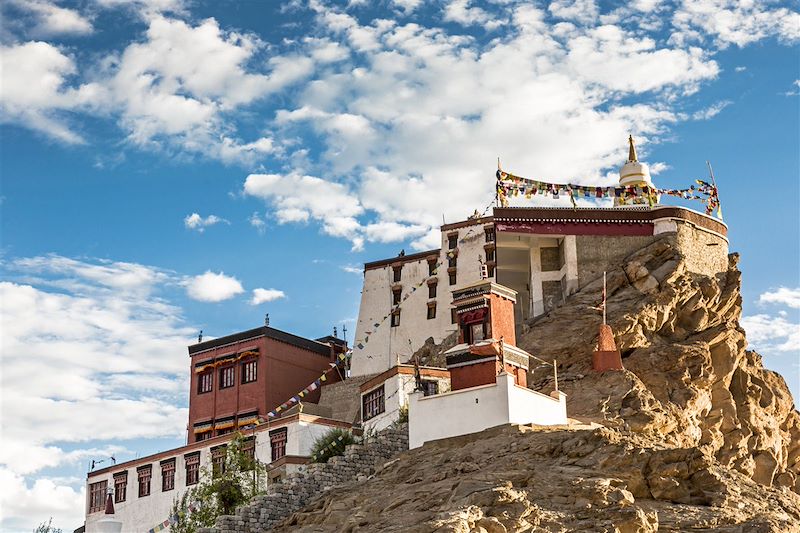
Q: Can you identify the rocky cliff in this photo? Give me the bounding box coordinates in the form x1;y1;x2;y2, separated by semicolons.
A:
274;235;800;532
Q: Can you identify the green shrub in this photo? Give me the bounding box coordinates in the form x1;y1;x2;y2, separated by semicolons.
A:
310;427;355;463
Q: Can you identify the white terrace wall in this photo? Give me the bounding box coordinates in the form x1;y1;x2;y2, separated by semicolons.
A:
408;372;567;449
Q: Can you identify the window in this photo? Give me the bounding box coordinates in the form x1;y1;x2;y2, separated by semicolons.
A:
451;308;458;324
242;437;256;468
485;248;495;262
449;272;457;285
217;427;233;436
448;255;457;268
392;288;402;305
137;465;152;497
448;234;458;249
113;472;127;503
89;480;107;513
485;228;495;242
185;453;200;486
241;360;257;384
211;446;226;477
198;371;212;394
362;385;385;421
392;266;402;282
428;283;437;299
160;459;175;492
488;265;495;278
219;366;235;389
390;310;401;327
196;431;211;442
427;304;436;320
471;323;486;342
421;380;438;397
270;428;288;461
428;261;437;276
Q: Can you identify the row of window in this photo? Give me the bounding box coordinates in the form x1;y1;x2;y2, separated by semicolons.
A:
198;359;257;394
389;227;494;283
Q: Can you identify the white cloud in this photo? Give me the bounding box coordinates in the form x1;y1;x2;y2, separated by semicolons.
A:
340;265;363;275
0;255;195;531
741;314;800;353
249;211;267;234
549;0;599;25
443;0;504;30
671;0;800;48
691;99;732;120
10;0;93;37
184;212;229;231
185;271;244;302
250;288;286;305
734;66;746;72
759;287;800;309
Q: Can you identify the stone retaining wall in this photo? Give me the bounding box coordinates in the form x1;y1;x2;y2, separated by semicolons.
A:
199;424;408;532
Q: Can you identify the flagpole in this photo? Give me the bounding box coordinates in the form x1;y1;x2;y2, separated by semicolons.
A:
602;271;607;326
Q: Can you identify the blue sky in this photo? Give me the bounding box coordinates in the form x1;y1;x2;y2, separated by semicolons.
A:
1;0;798;530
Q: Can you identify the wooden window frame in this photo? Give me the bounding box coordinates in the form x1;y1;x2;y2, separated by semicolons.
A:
392;288;402;305
241;359;257;384
392;266;402;282
447;234;458;249
161;459;176;492
428;283;437;299
449;272;457;285
185;452;200;486
421;379;438;397
137;465;152;498
428;260;437;276
211;446;227;477
219;365;235;389
427;303;436;320
113;472;127;503
89;480;107;513
485;228;495;242
270;428;288;462
198;371;213;394
362;385;385;421
390;310;401;327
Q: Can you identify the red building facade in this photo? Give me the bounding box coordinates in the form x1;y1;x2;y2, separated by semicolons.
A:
187;326;336;443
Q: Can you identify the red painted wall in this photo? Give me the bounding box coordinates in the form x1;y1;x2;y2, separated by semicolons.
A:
488;293;517;346
188;336;332;443
450;360;527;391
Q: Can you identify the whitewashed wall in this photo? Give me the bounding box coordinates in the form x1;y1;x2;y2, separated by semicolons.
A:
362;372;451;433
351;219;494;377
408;373;567;449
85;417;343;533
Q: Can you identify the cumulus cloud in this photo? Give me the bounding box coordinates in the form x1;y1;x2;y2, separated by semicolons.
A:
0;255;195;530
249;211;267;234
741;287;800;356
691;100;732;120
8;0;93;37
185;271;244;302
759;287;800;309
250;288;286;305
184;212;229;231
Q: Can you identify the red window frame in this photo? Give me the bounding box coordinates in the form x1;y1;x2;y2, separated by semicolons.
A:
161;459;175;492
89;480;107;513
113;472;127;503
137;465;152;497
270;428;287;461
185;453;200;486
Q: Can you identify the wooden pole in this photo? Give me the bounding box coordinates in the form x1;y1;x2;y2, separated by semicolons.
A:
553;359;558;392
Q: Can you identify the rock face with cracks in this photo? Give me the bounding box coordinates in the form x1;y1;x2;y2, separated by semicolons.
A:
233;234;800;532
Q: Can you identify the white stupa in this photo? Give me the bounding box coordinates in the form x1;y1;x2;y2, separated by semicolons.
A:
615;135;658;206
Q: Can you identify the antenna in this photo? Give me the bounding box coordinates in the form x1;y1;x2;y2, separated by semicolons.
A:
333;326;338;338
264;313;270;327
342;324;348;345
198;330;203;343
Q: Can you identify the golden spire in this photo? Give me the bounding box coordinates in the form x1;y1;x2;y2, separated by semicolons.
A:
628;135;638;162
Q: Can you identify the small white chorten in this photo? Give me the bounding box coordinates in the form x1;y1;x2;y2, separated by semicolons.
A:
615;135;657;206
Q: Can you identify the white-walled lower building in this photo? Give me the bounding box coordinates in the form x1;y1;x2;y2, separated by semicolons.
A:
408;372;567;449
84;412;350;533
359;364;451;433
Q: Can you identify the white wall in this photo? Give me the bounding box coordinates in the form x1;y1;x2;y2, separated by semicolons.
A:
408;373;567;449
351;220;495;377
85;418;342;533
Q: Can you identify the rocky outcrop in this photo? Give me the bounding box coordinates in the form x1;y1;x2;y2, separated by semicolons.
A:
520;236;800;495
273;424;800;532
